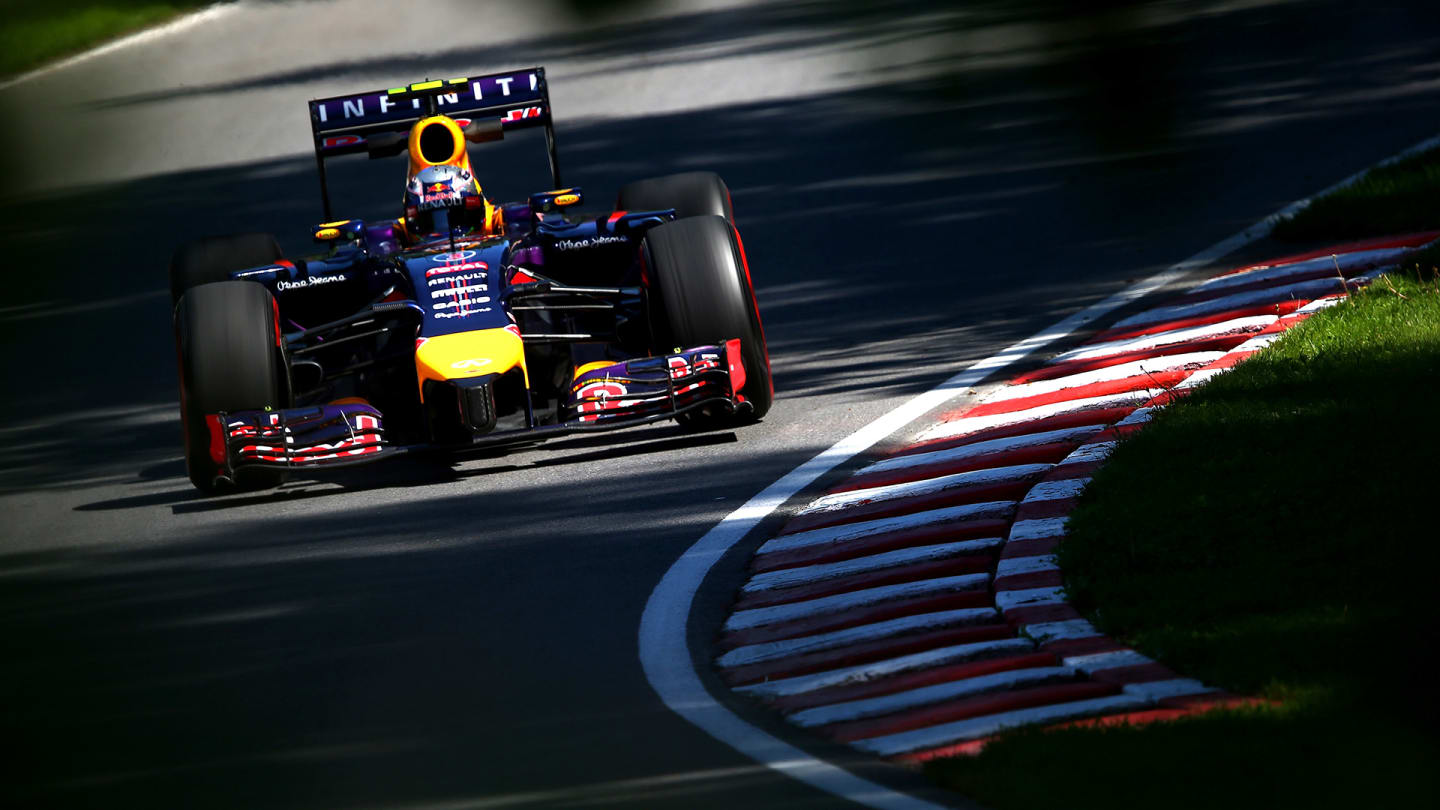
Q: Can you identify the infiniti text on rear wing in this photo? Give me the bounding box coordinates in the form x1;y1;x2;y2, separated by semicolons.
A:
307;66;561;218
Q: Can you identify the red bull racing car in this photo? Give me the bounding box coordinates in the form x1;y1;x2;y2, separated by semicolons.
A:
171;67;771;493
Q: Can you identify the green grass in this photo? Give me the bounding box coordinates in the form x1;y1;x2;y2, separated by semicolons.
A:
924;254;1440;808
0;1;215;79
1272;148;1440;241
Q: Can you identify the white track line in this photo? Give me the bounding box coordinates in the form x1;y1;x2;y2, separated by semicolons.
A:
724;573;990;632
799;463;1050;514
741;539;1003;594
716;608;1000;670
638;132;1440;810
735;638;1038;700
857;425;1106;477
789;666;1078;728
758;501;1016;557
0;3;241;91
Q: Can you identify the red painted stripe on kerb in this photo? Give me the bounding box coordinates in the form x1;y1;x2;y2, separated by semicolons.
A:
769;652;1061;712
823;681;1121;742
733;554;998;611
1212;230;1438;277
718;591;994;650
836;441;1080;493
904;407;1137;457
961;369;1190;418
783;479;1039;534
1085;300;1306;345
720;624;1017;686
1010;333;1256;385
751;518;1013;574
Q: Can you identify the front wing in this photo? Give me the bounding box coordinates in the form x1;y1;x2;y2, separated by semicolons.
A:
206;341;748;476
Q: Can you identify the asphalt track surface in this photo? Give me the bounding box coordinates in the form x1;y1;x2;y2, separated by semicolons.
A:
2;1;1439;807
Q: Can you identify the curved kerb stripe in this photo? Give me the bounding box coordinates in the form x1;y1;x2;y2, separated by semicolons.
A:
638;134;1440;807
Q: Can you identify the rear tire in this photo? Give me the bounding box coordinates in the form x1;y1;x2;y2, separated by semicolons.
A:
175;281;289;493
617;171;734;222
642;215;772;426
169;233;283;306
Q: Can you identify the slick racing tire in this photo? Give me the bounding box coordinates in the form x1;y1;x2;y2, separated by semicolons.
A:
617;171;734;222
642;215;772;425
169;232;284;306
175;281;289;494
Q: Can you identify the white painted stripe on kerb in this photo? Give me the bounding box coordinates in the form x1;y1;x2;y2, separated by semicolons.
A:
917;390;1162;444
1062;440;1117;465
995;555;1058;578
716;608;1000;669
1109;275;1353;331
741;539;1003;594
1023;619;1102;643
640;135;1440;807
1008;518;1068;543
859;425;1106;477
799;464;1049;515
1116;406;1158;426
1176;368;1227;390
1122;679;1218;701
789;666;1078;728
1021;477;1090;503
1296;295;1344;314
1189;247;1410;295
724;574;989;632
758;501;1015;557
735;638;1038;700
1056;315;1277;363
1063;649;1153;672
986;352;1225;402
852;694;1152;756
994;587;1067;611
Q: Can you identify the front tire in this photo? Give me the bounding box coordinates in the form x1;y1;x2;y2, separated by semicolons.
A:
642;215;772;425
169;232;283;306
175;281;289;493
617;171;734;222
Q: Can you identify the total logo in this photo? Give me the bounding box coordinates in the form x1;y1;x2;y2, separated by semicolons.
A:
431;250;477;263
451;358;491;371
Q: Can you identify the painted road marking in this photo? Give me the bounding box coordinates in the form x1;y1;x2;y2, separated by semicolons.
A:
639;132;1440;808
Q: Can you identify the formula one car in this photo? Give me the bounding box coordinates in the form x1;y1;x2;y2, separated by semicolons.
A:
171;67;771;493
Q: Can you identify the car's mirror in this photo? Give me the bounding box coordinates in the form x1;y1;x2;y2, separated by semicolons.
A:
462;118;505;143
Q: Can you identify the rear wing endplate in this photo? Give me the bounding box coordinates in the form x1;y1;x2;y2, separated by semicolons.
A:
307;66;561;219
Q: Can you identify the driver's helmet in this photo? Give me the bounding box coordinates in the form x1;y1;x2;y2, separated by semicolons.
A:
403;164;490;238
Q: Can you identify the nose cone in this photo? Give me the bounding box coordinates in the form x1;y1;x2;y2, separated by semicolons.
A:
414;329;527;400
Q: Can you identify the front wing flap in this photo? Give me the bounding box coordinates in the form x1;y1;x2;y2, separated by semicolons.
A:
563;340;747;424
209;340;747;475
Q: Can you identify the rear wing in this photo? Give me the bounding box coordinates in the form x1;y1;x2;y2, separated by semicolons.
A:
307;66;562;219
